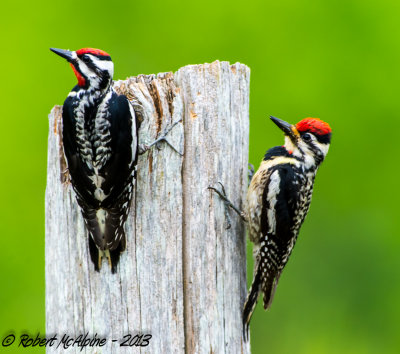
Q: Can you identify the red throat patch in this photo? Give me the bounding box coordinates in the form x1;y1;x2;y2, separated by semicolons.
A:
76;48;110;57
296;118;331;136
70;63;86;87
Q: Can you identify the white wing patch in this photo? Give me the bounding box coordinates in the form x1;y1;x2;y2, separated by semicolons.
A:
128;101;137;165
266;170;281;234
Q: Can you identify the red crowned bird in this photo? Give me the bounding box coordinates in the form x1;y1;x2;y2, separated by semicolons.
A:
210;116;332;340
51;47;139;273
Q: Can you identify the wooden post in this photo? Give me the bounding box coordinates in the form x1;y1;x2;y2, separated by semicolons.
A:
45;61;250;353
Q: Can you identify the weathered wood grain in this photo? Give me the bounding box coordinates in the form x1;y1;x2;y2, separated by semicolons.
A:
45;61;250;353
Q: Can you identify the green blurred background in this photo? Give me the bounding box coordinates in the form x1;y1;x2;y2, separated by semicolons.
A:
1;0;399;352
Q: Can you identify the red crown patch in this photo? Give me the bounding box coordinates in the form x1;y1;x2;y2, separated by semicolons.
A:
296;118;331;136
76;48;111;57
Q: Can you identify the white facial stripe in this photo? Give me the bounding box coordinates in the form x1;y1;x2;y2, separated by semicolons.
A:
77;60;93;77
317;142;330;156
94;59;114;75
284;136;296;151
284;133;330;169
284;136;302;158
299;137;329;158
86;54;114;76
75;59;102;89
303;153;315;169
78;56;114;90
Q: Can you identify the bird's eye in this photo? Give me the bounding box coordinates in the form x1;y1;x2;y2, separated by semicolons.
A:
81;55;90;63
302;133;312;142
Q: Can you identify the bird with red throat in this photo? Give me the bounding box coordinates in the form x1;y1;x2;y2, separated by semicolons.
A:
51;47;139;273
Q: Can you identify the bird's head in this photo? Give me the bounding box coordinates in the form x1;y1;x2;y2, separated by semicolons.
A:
270;116;332;166
50;47;114;90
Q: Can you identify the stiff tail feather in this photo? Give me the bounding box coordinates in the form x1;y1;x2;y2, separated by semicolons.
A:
82;203;128;273
243;261;280;341
88;232;126;273
262;272;280;310
242;263;262;342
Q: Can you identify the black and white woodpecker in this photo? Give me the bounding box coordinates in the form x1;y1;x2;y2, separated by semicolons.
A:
50;47;176;273
210;115;332;339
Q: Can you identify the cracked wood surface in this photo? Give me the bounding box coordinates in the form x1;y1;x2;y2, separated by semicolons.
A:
45;61;250;353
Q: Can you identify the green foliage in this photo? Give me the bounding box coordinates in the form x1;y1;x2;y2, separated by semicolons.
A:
1;0;399;352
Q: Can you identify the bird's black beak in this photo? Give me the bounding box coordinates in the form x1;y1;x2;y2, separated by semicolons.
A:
270;116;299;140
50;48;75;62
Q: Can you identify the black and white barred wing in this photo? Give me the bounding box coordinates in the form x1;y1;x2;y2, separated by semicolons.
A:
62;90;99;207
243;164;298;334
258;164;298;308
245;164;272;244
97;92;138;250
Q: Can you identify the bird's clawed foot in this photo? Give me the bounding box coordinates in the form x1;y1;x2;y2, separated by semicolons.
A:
139;119;183;156
208;182;247;229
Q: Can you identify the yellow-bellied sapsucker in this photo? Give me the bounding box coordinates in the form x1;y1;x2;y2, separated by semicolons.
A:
210;115;332;339
51;47;181;273
51;47;138;273
243;116;332;337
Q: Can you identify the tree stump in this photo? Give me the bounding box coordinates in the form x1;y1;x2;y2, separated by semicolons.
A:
45;61;250;353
